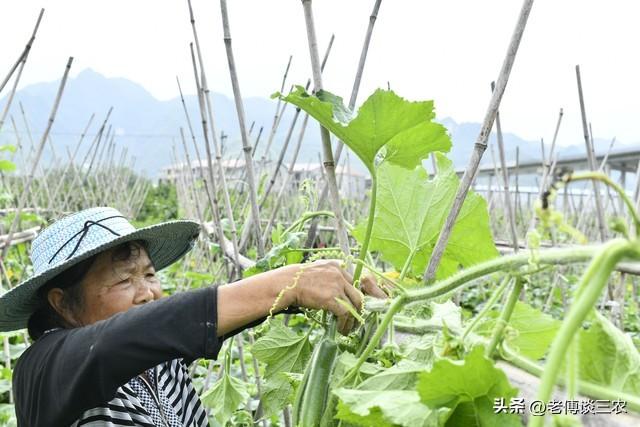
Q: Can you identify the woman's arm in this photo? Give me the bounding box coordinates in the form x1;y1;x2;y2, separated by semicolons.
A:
218;259;381;336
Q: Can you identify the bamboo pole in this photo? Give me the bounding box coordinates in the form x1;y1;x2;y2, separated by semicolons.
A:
0;8;44;96
305;0;383;248
180;128;208;228
422;0;535;283
187;0;244;273
300;0;351;257
260;55;293;164
186;45;236;276
260;35;335;207
18;103;53;206
263;113;310;241
219;0;265;257
0;56;28;134
575;65;606;241
1;57;74;262
491;81;518;252
526;108;564;233
49;113;95;207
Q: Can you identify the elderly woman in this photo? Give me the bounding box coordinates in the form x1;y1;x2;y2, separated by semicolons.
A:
4;207;382;426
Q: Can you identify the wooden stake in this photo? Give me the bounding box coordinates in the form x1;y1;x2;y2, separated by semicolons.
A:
491;81;518;252
305;0;383;248
260;55;293;163
187;0;243;271
260;35;334;206
1;57;74;262
219;0;265;257
423;0;535;283
300;0;351;257
575;65;606;241
0;8;44;95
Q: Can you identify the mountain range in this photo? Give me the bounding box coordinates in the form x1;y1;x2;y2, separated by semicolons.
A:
0;68;617;178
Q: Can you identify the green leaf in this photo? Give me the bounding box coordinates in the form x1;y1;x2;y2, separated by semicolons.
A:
382;121;451;170
417;346;522;427
353;155;498;279
358;360;426;391
332;351;383;386
334;388;449;427
476;302;561;360
252;319;312;378
400;334;438;365
0;160;16;172
575;311;640;394
0;145;16;153
200;371;249;426
279;87;450;172
251;320;312;417
428;300;463;330
259;372;298;417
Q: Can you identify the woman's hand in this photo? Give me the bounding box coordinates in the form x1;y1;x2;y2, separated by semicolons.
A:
280;260;387;335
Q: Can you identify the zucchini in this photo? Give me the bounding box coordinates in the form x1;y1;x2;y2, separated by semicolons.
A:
293;337;338;427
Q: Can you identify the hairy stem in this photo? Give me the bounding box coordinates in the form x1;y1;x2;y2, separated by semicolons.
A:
340;296;405;386
408;245;599;303
563;171;640;235
529;239;640;427
283;210;335;235
462;275;511;341
502;344;640;413
353;173;377;285
485;276;523;358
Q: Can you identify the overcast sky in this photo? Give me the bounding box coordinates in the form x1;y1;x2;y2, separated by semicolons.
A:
2;0;640;148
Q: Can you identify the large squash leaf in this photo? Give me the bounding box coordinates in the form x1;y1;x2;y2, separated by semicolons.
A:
353;154;498;279
476;301;561;360
417;346;522;427
251;319;312;417
334;388;448;427
201;370;250;425
576;311;640;394
278;87;451;172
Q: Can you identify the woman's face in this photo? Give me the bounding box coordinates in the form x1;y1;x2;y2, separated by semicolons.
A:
56;243;162;326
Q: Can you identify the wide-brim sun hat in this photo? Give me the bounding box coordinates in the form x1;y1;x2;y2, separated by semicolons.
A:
0;207;200;332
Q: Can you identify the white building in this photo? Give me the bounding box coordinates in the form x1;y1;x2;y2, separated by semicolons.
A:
161;159;369;199
290;162;369;199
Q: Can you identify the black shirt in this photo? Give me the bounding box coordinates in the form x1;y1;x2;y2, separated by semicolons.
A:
13;286;222;426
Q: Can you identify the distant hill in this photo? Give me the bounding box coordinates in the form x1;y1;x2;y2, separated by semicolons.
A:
0;68;618;178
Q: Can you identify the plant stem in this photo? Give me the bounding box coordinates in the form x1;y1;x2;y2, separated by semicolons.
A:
398;251;416;281
563;171;640;234
485;276;523;358
462;274;511;341
501;344;640;413
340;296;405;386
353;244;603;385
409;245;598;304
529;239;640;427
283;210;335;235
353;173;377;284
353;258;408;295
